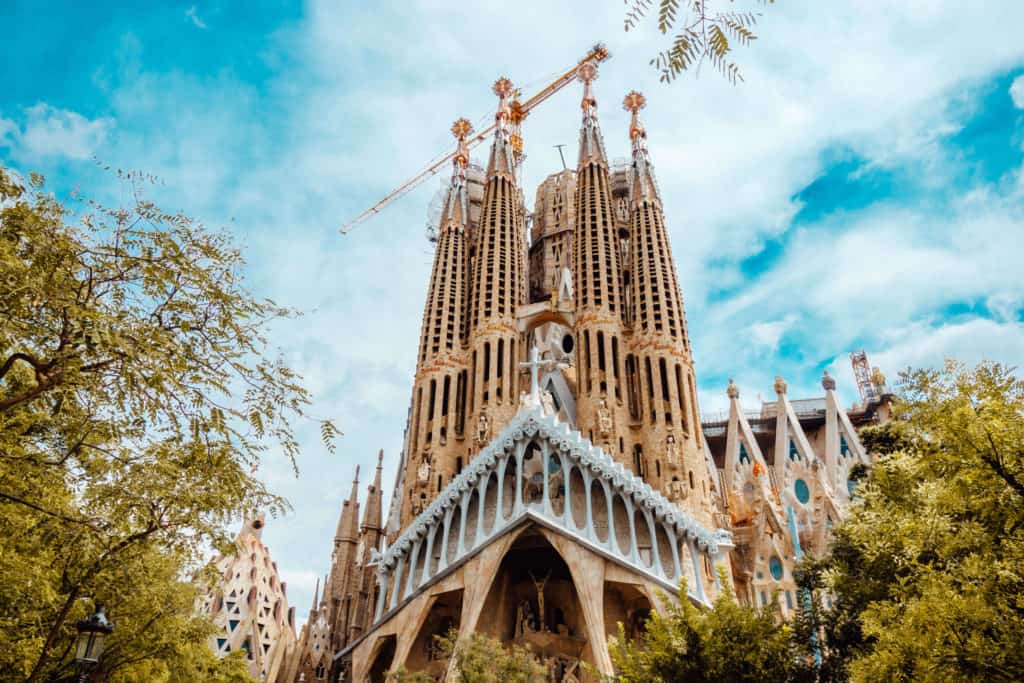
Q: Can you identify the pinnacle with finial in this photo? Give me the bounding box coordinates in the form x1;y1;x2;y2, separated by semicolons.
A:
822;370;836;391
727;378;740;399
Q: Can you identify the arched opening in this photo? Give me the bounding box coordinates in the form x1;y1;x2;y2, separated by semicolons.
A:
501;456;518;519
569;466;587;530
656;523;675;578
476;528;591;679
522;441;544;506
590;480;609;543
446;506;462;564
465;490;481;548
428;523;443;577
367;634;396;683
611;494;631;556
549;455;566;518
413;537;429;586
404;589;463;676
633;508;653;568
603;582;654;644
482;472;499;534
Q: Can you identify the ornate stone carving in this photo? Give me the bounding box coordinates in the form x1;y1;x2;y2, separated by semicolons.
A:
475;410;491;446
665;433;679;468
821;370;836;391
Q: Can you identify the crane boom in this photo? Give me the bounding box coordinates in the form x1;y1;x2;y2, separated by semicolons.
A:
340;43;610;235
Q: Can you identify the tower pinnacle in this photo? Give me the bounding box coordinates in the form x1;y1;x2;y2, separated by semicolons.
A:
439;118;473;230
577;63;607;166
623;90;659;204
487;77;517;178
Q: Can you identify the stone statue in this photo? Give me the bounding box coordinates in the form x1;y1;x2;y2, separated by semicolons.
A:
541;389;557;416
665;478;687;502
597;399;612;437
528;569;553;631
665;433;679;468
416;451;432;484
516;599;536;636
475;410;490;446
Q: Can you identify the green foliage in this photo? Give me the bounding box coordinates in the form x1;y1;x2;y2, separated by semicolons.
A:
606;576;814;682
624;0;773;84
804;361;1024;682
0;166;337;681
388;629;547;683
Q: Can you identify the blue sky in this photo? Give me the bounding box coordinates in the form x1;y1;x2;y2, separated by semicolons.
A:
3;1;1023;625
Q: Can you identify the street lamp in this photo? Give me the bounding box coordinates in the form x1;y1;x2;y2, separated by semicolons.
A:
74;606;113;682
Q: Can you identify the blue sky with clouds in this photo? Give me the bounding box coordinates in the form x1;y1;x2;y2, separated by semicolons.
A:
3;1;1023;624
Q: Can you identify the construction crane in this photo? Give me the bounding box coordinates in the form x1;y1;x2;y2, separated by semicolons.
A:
849;349;890;406
340;43;611;235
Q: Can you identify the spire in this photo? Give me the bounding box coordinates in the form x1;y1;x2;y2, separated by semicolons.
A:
334;466;361;544
360;450;385;533
310;576;320;614
623;90;660;204
439;118;472;231
486;77;516;179
577;62;607;167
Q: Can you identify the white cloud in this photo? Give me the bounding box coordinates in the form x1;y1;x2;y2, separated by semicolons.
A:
185;6;207;30
1;104;114;160
749;315;799;352
1011;74;1024;109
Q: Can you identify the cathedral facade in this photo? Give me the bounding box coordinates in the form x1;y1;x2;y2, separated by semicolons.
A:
270;67;888;683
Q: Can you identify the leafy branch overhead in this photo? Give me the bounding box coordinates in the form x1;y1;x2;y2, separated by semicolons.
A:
625;0;773;84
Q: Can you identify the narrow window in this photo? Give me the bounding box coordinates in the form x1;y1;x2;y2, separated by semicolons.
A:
659;358;671;423
455;370;466;436
482;342;491;402
584;332;593;393
645;357;656;424
509;338;516;398
411;386;422;451
626;354;640;420
633;444;645;478
496;339;504;400
611;336;622;401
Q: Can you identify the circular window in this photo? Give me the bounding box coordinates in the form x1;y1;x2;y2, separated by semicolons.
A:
562;333;574;354
794;478;810;505
769;556;783;581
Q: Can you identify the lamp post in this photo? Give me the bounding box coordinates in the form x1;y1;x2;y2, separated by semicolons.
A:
74;606;113;682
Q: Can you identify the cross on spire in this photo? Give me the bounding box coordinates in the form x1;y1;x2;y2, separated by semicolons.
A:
519;346;561;405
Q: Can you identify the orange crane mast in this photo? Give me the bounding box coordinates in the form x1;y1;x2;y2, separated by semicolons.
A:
340;43;610;235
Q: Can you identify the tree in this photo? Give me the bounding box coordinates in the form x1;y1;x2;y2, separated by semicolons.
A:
388;630;548;683
624;1;775;84
802;361;1024;682
0;166;338;681
606;577;814;682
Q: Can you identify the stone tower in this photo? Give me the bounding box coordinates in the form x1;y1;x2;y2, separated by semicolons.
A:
326;467;360;648
622;91;712;527
571;63;632;464
403;120;474;524
196;515;296;682
464;77;528;459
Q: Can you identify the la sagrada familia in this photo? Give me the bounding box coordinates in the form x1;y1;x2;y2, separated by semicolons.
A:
198;62;891;683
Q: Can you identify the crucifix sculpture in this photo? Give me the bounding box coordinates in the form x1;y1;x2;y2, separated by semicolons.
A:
528;568;553;631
